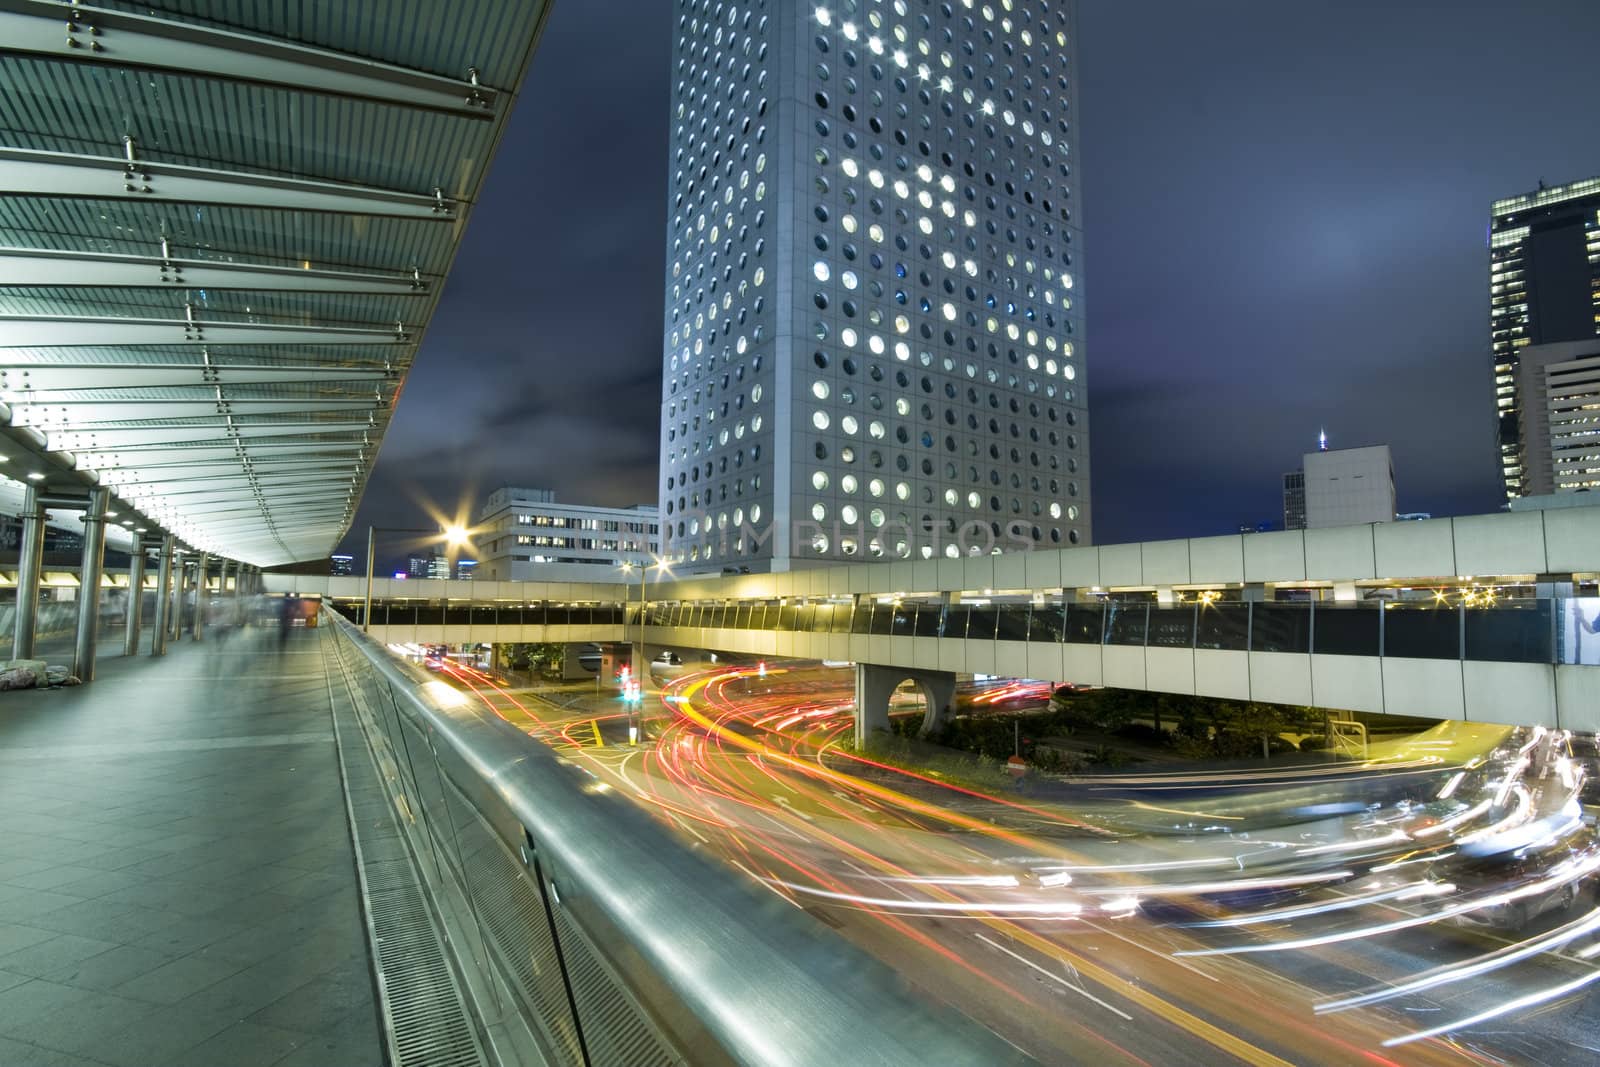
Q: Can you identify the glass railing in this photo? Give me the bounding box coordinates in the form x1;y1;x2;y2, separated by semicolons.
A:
323;612;1025;1067
328;596;1600;666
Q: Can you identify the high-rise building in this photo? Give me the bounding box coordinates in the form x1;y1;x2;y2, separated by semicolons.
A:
455;559;478;581
475;487;659;581
1282;471;1306;530
1489;176;1600;500
659;2;1086;572
1515;339;1600;496
329;554;354;576
406;556;432;579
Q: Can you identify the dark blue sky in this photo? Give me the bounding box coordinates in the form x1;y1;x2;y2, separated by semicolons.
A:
343;0;1600;564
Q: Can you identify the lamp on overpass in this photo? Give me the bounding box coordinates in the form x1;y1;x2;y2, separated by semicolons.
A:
363;523;475;632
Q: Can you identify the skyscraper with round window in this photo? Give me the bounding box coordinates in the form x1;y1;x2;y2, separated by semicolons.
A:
660;0;1085;572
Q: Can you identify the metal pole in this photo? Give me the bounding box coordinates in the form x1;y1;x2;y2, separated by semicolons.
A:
72;488;110;682
12;484;46;661
363;526;375;631
191;551;208;640
123;541;147;657
151;535;174;656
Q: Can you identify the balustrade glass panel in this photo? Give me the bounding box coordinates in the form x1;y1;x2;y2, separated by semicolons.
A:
1251;603;1310;654
1147;605;1195;649
1382;603;1458;659
1311;604;1380;656
1064;603;1104;644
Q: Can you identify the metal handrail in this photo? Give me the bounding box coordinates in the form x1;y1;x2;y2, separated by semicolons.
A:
328;612;1032;1067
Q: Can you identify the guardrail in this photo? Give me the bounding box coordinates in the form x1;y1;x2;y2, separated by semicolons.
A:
323;611;1030;1067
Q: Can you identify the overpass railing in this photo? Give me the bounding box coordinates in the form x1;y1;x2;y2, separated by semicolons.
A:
323;612;1028;1067
331;595;1600;666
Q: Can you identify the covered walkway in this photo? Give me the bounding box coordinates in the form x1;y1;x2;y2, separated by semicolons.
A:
0;626;381;1067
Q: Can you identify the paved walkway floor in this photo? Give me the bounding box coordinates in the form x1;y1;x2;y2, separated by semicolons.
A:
0;624;383;1067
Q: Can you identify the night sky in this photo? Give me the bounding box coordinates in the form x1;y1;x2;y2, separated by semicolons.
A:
340;0;1600;568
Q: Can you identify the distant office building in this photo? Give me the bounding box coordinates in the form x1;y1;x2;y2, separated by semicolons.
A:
329;554;354;576
1282;471;1306;531
1396;512;1433;522
406;556;432;579
455;559;478;581
1514;339;1600;495
1282;441;1396;529
658;5;1087;572
1490;176;1600;500
426;554;451;580
1303;444;1396;528
476;487;659;581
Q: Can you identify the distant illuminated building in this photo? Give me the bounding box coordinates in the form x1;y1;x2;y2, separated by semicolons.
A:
1514;339;1600;495
329;553;353;576
455;559;478;580
1282;471;1306;531
1490;176;1600;500
659;3;1087;571
426;553;451;580
406;556;432;579
476;487;659;581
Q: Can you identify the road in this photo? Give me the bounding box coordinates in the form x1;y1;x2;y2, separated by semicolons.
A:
433;659;1600;1066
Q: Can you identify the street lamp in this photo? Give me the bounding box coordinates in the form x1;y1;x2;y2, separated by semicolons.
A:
364;524;473;632
619;555;669;743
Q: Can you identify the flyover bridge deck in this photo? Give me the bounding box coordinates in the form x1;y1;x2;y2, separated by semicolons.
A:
0;625;382;1066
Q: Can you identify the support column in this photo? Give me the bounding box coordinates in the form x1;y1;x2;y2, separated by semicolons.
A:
191;551;209;640
11;485;46;661
168;549;186;643
854;662;958;746
72;488;110;681
151;536;174;656
123;541;148;657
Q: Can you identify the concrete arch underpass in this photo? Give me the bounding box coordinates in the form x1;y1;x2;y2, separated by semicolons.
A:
854;663;958;741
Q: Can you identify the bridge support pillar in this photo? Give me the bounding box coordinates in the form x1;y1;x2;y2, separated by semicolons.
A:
151;537;174;657
11;485;46;661
561;643;593;680
190;552;209;641
71;488;110;682
123;540;148;658
169;551;187;641
854;662;958;746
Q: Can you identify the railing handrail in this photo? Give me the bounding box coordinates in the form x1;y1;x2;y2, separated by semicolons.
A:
328;612;1033;1067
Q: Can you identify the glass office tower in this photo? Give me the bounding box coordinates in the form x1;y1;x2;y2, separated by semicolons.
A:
1489;176;1600;500
660;1;1085;571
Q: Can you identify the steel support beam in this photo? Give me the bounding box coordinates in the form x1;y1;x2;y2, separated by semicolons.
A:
0;364;393;392
1;1;501;118
0;314;410;349
12;399;384;428
0;249;433;295
73;487;110;680
190;552;208;641
123;541;147;657
77;441;368;466
11;484;45;661
51;421;374;448
150;535;173;656
0;147;461;219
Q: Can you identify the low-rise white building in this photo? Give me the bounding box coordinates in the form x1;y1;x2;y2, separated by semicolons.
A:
1298;444;1396;529
476;487;659;582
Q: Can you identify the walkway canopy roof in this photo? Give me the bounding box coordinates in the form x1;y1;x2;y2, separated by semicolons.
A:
0;0;552;565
